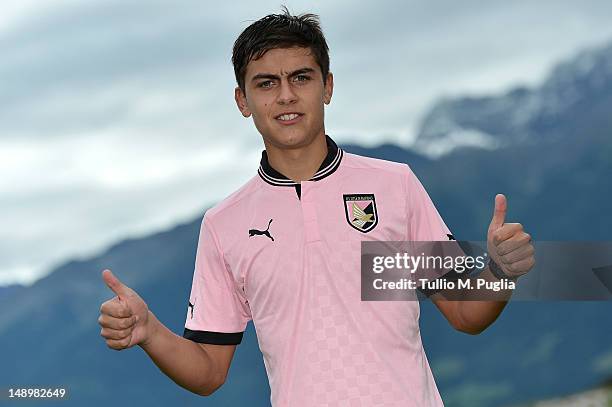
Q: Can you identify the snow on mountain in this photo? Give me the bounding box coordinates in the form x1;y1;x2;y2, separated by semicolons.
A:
414;41;612;158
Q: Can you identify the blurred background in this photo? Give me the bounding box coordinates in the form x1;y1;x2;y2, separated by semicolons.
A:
1;0;611;406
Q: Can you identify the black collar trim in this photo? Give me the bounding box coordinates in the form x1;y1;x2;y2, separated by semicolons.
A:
258;135;343;187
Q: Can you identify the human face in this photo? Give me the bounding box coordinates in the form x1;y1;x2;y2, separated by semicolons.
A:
235;47;333;150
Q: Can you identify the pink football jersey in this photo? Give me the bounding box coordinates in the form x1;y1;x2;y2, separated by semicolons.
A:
184;135;451;406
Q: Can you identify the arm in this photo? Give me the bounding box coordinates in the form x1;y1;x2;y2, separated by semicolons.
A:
430;265;512;335
139;214;249;394
99;269;235;396
430;194;535;335
140;311;236;396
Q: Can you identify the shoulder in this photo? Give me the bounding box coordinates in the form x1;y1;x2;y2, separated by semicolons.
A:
341;151;412;176
203;175;264;224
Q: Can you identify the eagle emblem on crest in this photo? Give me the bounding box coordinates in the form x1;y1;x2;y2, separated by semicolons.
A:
343;194;378;233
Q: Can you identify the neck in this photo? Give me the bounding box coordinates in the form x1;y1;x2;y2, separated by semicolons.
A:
263;133;328;182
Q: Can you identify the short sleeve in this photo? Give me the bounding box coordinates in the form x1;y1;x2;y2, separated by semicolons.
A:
402;165;461;297
403;164;453;242
183;214;252;345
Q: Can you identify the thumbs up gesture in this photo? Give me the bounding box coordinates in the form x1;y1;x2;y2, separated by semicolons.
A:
486;194;535;279
99;269;151;350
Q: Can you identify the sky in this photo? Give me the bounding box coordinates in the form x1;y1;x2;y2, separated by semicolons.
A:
2;0;612;286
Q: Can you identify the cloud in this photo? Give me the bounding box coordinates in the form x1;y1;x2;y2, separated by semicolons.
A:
2;0;612;285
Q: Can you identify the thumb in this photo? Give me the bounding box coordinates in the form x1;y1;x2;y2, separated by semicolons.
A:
489;193;507;231
102;269;130;300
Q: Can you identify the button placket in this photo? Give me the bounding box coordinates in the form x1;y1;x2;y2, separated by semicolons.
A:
300;182;321;242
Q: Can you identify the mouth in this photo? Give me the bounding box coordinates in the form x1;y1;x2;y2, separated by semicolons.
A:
275;112;304;126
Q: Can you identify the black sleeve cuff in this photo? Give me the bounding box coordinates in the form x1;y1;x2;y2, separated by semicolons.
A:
418;236;479;297
488;258;518;281
183;328;244;345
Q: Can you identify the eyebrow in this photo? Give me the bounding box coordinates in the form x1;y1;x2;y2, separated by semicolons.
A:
250;67;316;83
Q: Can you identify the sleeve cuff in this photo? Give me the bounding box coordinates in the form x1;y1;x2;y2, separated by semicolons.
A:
183;328;244;345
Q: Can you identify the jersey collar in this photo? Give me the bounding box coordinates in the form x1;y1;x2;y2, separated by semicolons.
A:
258;134;343;187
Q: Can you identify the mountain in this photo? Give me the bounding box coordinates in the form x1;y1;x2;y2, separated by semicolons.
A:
413;41;612;158
0;283;25;300
0;220;269;407
2;40;612;407
341;132;612;406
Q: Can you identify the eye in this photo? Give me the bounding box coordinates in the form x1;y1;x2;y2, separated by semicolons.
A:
258;80;274;88
294;74;310;83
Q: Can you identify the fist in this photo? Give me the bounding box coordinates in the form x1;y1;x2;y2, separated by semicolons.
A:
99;269;150;350
487;194;535;279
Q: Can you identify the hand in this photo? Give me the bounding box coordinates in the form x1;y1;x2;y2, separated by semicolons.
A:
99;269;152;350
487;194;535;279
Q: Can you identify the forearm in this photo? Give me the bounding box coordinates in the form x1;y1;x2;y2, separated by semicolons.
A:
139;311;221;396
455;265;514;334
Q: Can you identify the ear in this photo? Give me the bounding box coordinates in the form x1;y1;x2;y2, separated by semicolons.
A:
323;72;334;105
234;86;251;117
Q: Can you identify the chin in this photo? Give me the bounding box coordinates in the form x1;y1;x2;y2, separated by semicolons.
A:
267;130;312;149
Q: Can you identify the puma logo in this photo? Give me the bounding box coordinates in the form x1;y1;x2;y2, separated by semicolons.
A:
447;234;455;240
188;299;195;319
249;219;274;241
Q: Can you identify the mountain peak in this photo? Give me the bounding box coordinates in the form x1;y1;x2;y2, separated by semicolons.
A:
413;39;612;158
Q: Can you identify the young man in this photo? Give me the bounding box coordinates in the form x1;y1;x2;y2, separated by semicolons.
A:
98;9;535;406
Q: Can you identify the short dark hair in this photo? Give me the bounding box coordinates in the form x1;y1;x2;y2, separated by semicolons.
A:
232;6;330;92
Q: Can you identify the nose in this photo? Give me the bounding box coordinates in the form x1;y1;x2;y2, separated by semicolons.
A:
277;78;297;105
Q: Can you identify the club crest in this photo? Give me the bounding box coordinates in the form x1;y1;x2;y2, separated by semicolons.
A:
343;194;378;233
